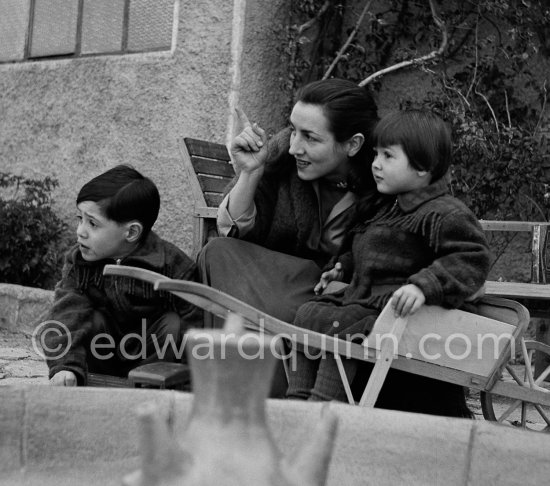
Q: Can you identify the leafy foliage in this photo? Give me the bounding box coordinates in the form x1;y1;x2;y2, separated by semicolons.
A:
0;173;69;289
288;0;550;221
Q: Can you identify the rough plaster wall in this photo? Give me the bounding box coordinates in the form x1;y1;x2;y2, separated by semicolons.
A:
238;0;291;137
0;0;234;254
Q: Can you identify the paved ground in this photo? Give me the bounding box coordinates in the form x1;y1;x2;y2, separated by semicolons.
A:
0;327;48;386
1;326;548;432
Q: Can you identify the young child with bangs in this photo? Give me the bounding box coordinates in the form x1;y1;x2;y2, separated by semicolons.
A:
286;110;492;417
44;165;202;386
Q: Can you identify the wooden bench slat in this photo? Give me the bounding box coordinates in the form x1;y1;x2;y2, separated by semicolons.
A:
191;156;235;178
480;220;550;232
197;174;233;193
485;281;550;300
204;193;225;207
185;138;231;161
194;206;219;218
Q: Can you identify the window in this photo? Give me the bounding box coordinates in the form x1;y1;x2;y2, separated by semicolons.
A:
0;0;176;63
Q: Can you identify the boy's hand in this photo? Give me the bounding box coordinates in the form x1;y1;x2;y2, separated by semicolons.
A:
50;370;77;386
391;284;425;317
314;262;344;295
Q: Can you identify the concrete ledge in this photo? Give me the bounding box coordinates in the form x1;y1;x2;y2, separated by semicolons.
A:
2;386;550;485
0;284;54;334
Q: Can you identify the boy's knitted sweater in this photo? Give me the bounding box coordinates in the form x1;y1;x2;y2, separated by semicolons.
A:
44;231;202;384
327;178;492;310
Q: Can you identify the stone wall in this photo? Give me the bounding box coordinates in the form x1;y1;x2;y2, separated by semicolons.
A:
0;284;53;335
2;387;550;485
0;0;290;255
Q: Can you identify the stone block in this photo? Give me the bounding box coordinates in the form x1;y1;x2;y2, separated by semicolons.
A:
0;387;25;471
170;391;194;435
469;420;550;485
266;398;325;456
326;403;473;486
0;284;54;334
23;387;173;467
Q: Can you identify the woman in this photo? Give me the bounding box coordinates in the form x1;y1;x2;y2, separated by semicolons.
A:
198;78;380;396
200;79;379;320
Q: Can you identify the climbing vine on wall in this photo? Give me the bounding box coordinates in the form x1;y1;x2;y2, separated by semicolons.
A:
287;0;550;222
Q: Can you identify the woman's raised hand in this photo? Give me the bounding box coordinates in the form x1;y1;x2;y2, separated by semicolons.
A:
230;107;268;174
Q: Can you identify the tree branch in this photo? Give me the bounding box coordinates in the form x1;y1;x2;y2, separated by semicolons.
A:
534;79;547;136
297;0;331;35
475;86;499;136
465;7;480;100
323;0;375;80
358;0;448;87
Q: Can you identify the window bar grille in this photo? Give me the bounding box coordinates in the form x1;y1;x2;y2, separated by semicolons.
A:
121;0;130;53
75;0;84;56
24;0;36;59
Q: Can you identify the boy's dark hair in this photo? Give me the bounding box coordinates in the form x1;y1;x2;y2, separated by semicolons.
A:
372;110;452;182
77;165;160;239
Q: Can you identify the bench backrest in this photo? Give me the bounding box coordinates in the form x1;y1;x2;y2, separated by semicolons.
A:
480;220;549;284
181;138;235;258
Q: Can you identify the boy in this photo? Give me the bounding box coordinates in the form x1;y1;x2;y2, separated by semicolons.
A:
44;165;202;386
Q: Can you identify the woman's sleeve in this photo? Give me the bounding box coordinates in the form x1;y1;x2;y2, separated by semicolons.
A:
216;193;258;238
407;210;492;308
216;127;290;242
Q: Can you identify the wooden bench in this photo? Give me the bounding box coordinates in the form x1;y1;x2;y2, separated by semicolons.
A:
180;137;234;259
480;221;550;371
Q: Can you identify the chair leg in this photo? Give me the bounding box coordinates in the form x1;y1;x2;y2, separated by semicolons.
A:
359;315;409;407
334;353;355;405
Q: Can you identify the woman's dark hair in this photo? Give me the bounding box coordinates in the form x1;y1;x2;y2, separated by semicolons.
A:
372;109;452;182
295;78;379;193
76;164;160;240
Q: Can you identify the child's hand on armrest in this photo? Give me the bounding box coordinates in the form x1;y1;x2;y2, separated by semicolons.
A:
50;370;77;386
391;284;426;318
314;262;344;295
